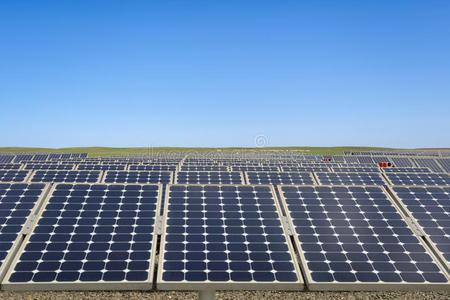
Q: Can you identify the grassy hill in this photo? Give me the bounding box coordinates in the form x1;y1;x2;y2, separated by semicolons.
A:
0;146;446;157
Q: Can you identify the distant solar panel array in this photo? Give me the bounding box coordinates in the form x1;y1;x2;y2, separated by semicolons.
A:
0;150;449;294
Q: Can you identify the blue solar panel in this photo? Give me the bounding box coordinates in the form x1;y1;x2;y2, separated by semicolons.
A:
77;165;126;171
0;170;29;182
158;184;302;289
390;186;450;271
385;173;450;186
175;172;244;184
279;185;449;289
331;167;380;173
104;171;172;184
383;168;432;173
281;167;330;172
230;166;280;172
391;158;414;168
413;159;444;173
180;166;229;172
4;183;161;289
130;165;177;172
246;172;315;186
0;164;22;170
316;173;386;186
25;164;74;170
0;183;47;280
30;171;101;183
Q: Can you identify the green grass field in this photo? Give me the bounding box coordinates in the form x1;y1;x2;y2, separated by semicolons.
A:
1;146;448;157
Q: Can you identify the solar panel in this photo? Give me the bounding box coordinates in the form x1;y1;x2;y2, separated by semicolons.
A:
384;173;450;186
331;167;380;173
30;171;101;183
175;172;244;185
3;183;162;290
104;171;172;184
315;173;386;186
157;184;303;290
301;163;341;168
0;183;48;281
230;166;280;172
413;159;444;173
389;186;450;273
391;158;414;168
383;168;432;173
278;185;449;290
436;159;450;173
281;167;330;172
180;166;229;172
25;164;74;170
0;164;22;170
0;170;30;182
357;157;375;164
129;165;177;172
77;165;126;171
246;172;315;186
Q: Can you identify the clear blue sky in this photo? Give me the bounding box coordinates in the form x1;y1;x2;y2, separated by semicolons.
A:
1;1;449;148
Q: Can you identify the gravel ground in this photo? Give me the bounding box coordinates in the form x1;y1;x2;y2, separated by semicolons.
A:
1;290;450;300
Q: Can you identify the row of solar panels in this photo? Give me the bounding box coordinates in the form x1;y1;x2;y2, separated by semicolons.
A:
0;183;450;291
1;170;450;186
1;162;449;174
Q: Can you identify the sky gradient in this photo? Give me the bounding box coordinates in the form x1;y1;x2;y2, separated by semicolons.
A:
1;1;449;148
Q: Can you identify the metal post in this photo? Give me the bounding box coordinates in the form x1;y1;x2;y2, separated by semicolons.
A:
198;290;216;300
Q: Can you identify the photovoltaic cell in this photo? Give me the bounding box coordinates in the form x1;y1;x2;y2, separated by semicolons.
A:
390;186;450;271
0;164;22;170
104;171;172;184
158;184;302;289
175;172;244;184
25;164;74;170
385;173;450;186
246;172;315;186
4;183;161;290
0;183;47;280
279;185;449;289
30;171;101;183
315;173;386;186
231;166;280;172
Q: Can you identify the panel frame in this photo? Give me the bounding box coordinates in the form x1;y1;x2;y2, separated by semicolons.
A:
2;182;163;291
383;172;450;186
157;183;304;291
27;170;103;184
277;184;450;291
314;172;388;186
0;182;51;284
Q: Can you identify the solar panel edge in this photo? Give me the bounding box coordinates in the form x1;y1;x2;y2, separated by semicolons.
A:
244;172;317;186
277;185;450;291
386;185;450;278
101;171;173;185
174;172;245;185
156;184;304;290
0;183;50;286
28;171;103;184
1;183;163;291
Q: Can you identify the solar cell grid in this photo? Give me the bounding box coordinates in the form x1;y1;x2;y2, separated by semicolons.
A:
104;171;172;184
130;165;177;172
77;165;126;171
180;166;229;172
281;167;330;172
390;186;450;273
383;168;432;173
315;172;386;186
158;184;303;290
0;183;48;281
25;164;74;170
3;183;162;290
0;170;30;182
30;171;101;183
331;167;380;173
279;185;449;290
175;172;244;185
385;173;450;186
230;166;280;172
246;172;316;186
0;164;22;170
